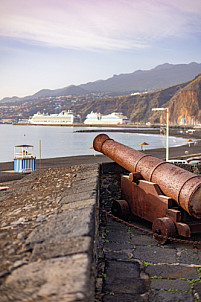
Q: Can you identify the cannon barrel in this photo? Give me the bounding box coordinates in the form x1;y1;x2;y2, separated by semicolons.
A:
93;133;201;219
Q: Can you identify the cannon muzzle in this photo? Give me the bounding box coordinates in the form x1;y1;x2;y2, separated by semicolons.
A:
93;133;201;219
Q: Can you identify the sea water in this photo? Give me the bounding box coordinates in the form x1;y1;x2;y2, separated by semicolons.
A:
0;124;187;162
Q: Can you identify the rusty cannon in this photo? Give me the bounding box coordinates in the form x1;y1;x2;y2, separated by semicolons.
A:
93;133;201;243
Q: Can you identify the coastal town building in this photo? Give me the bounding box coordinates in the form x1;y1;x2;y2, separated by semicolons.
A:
84;111;129;125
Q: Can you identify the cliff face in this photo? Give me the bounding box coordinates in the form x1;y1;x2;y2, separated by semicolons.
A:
71;74;201;125
168;74;201;125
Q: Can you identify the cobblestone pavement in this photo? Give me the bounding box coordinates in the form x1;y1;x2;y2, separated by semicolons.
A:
96;162;201;302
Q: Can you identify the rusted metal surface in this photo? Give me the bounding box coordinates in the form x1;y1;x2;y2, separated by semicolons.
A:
121;175;174;223
128;172;143;183
175;222;191;237
111;199;131;220
167;209;181;222
152;217;177;244
188;220;201;233
93;134;201;219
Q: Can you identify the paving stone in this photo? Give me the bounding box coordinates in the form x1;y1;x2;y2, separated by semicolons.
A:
149;290;194;302
179;249;201;265
26;205;95;247
0;254;91;302
104;241;133;251
31;236;92;261
105;229;130;243
103;293;144;302
130;234;157;246
103;277;147;295
133;246;176;264
150;278;190;291
194;282;201;300
105;218;130;232
105;250;134;261
104;259;141;279
103;259;147;295
146;264;198;280
106;218;152;236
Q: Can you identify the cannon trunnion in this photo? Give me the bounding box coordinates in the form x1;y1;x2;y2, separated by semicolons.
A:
93;134;201;243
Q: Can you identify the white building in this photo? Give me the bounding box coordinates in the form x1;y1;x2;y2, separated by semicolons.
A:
29;110;78;125
84;111;129;125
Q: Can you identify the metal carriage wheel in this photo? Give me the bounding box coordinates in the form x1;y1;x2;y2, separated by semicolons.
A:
111;199;131;220
152;217;177;244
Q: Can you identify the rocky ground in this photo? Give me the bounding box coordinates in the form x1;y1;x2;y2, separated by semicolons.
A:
0;166;81;279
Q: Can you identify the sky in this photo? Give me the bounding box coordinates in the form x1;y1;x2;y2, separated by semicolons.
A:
0;0;201;100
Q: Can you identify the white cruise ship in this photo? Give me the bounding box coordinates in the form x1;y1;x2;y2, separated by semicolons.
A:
84;111;129;125
29;110;78;125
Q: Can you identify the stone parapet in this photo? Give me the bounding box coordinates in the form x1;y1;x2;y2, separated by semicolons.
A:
0;164;100;302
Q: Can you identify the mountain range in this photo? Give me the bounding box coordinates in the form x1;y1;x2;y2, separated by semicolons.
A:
79;62;201;94
1;62;201;101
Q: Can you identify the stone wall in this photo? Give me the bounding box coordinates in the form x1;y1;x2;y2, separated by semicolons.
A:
0;164;100;302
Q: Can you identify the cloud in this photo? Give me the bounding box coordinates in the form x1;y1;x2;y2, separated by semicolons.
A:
0;0;201;51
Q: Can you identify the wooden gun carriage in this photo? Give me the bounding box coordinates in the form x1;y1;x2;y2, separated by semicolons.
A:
93;134;201;243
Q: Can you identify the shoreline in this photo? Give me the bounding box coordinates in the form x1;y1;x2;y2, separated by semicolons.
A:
1;142;201;183
1;128;201;182
1;138;201;169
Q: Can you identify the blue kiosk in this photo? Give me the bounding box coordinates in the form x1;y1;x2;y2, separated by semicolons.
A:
14;145;36;173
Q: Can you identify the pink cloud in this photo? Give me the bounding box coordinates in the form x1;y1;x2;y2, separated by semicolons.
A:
0;0;201;50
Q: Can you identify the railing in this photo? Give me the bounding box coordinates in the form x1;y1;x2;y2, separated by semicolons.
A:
14;152;35;159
